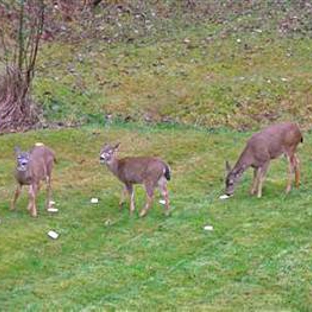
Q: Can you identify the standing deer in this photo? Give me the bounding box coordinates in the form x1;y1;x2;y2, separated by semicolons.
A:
100;143;171;217
11;144;56;217
225;122;303;198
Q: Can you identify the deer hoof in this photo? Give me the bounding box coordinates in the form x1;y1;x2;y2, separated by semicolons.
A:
139;209;148;218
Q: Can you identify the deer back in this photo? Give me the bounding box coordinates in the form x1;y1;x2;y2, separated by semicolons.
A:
246;122;302;163
115;157;167;184
29;146;55;181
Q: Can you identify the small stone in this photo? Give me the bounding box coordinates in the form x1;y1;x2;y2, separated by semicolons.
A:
203;225;214;231
104;219;112;226
48;230;59;239
219;194;230;200
47;208;58;213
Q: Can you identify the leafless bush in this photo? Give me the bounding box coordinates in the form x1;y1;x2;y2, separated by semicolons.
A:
0;0;44;133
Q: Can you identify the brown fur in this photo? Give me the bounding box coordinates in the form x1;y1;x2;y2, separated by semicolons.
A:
225;122;302;197
11;145;56;217
100;143;170;217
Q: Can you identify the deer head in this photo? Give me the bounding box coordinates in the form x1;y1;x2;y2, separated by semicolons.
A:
99;143;120;165
14;146;31;172
225;161;245;196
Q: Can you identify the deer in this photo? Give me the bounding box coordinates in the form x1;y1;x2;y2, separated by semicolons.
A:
11;143;56;217
99;143;171;217
225;122;303;198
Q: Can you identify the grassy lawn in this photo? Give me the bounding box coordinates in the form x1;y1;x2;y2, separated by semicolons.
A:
1;123;312;311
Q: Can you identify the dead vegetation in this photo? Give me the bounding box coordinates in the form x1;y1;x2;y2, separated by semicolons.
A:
0;0;44;133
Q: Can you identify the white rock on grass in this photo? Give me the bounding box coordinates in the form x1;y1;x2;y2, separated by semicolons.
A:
203;225;214;231
219;194;230;200
47;208;58;213
91;198;99;204
47;230;59;239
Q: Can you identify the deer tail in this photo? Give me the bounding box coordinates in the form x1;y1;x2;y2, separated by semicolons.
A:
301;135;303;143
164;164;171;181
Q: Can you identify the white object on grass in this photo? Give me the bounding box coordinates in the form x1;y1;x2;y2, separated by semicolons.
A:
219;194;230;200
159;199;166;205
49;200;56;206
47;208;58;213
91;198;99;204
47;230;59;239
104;219;112;226
203;225;214;231
35;142;44;146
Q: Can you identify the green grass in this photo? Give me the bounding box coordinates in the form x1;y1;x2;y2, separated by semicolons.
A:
1;123;312;311
34;33;312;130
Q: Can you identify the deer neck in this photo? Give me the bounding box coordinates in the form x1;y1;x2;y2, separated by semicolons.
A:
106;158;120;177
233;148;253;175
15;166;32;185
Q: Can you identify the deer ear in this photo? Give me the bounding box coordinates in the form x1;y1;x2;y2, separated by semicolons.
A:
225;161;231;173
114;142;120;150
14;146;21;154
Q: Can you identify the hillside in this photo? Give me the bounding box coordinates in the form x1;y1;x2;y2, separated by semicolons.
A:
28;0;312;130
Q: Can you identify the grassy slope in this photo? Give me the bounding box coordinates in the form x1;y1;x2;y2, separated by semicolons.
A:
1;124;312;311
34;21;312;129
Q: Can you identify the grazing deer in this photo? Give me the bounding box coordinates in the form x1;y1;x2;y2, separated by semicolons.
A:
225;122;303;198
11;144;56;217
100;143;171;217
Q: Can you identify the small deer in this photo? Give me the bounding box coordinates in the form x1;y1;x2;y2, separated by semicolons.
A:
100;143;171;217
225;122;303;198
11;144;56;217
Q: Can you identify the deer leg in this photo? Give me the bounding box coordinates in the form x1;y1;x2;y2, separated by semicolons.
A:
46;176;53;210
126;184;135;215
29;184;38;217
139;184;154;218
158;177;170;216
257;163;269;198
250;168;258;195
11;184;22;211
119;185;128;210
293;154;300;188
286;155;294;194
